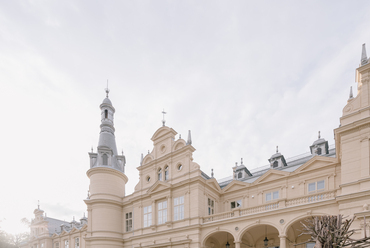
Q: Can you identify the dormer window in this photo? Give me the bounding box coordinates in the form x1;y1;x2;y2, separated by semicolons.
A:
273;161;278;168
102;154;108;165
104;109;108;118
237;172;242;179
316;147;322;155
158;168;162;181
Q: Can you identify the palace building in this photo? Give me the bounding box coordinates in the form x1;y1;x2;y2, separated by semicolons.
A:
22;44;370;248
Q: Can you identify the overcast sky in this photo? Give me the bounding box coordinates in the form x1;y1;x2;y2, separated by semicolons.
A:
1;0;370;235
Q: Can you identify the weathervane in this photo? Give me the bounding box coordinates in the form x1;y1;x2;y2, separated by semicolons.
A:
105;80;110;98
162;109;167;126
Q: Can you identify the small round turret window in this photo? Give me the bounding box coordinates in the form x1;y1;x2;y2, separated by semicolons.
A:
146;176;151;182
177;164;183;171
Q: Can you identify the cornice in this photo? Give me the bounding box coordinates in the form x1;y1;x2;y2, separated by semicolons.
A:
86;167;128;183
336;116;370;135
84;198;123;207
336;189;370;201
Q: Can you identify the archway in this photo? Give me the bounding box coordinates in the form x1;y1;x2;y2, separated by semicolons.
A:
285;217;317;248
204;231;235;248
239;224;280;248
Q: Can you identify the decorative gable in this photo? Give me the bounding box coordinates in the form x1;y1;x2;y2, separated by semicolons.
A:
147;180;172;194
253;169;289;184
222;180;250;193
294;156;338;173
206;178;222;192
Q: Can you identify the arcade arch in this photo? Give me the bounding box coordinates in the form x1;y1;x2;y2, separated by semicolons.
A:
239;224;280;248
203;231;235;248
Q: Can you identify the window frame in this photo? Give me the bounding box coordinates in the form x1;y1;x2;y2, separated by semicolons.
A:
230;199;242;209
308;180;325;193
125;212;133;232
174;196;184;221
157;200;167;225
143;205;152;228
265;190;279;202
74;237;80;248
208;198;214;215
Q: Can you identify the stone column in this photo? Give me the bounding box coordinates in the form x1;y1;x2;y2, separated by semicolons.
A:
234;241;241;248
279;235;287;248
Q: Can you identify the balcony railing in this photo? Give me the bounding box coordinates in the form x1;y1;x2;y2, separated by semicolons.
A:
202;190;336;224
285;190;336;206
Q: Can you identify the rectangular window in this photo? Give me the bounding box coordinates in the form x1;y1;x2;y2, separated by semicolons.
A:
231;200;242;209
55;243;60;248
126;212;132;232
174;196;184;220
158;201;167;224
143;205;152;227
266;191;279;201
165;170;169;180
208;198;214;215
75;237;80;248
65;240;69;248
308;180;325;193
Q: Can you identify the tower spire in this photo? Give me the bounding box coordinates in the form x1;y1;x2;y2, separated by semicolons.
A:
361;43;368;66
162;109;166;126
187;130;192;145
105;80;110;98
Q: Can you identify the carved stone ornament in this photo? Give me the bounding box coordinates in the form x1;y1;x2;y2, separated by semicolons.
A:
344;104;353;113
363;203;369;211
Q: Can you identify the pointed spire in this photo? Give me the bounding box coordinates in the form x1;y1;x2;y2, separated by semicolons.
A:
140;153;144;166
349;86;354;100
361;43;368;66
318;131;321;139
187;130;192;145
241;158;244;165
38;200;40;210
276;146;279;153
211;168;214;178
179;134;181;139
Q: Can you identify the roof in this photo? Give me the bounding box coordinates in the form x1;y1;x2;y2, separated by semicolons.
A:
217;144;336;189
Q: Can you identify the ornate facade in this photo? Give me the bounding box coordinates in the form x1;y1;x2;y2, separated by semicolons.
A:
22;44;370;248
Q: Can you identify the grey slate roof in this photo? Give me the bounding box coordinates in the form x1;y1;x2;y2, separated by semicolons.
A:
217;144;336;189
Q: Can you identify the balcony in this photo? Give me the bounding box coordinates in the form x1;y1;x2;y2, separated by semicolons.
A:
202;190;336;224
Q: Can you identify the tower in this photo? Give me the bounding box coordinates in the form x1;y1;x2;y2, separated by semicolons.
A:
335;43;370;197
85;89;128;248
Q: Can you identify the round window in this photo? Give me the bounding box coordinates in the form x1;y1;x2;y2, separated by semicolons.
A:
178;164;183;171
146;176;151;182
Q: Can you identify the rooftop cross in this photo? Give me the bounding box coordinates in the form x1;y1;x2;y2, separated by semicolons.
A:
162;109;167;126
105;80;110;98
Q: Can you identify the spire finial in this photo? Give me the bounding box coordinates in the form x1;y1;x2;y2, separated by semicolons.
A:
349;86;354;100
211;168;214;178
91;146;93;153
140;153;144;166
318;131;321;139
38;200;40;210
361;43;368;66
105;80;110;98
162;109;166;126
121;150;124;156
179;134;181;139
87;190;90;199
241;158;243;165
235;162;238;166
276;146;278;153
187;130;192;145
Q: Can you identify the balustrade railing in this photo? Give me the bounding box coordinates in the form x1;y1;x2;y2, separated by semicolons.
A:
202;190;336;224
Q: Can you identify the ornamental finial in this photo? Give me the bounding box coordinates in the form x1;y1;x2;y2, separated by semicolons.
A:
105;80;110;98
162;109;166;126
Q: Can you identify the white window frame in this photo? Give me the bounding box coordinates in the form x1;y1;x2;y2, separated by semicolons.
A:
265;191;279;202
174;196;184;220
55;243;60;248
164;166;169;180
230;199;242;209
126;212;132;232
143;205;152;227
308;180;325;193
208;198;214;215
65;240;69;248
158;168;162;181
157;200;167;224
74;237;79;248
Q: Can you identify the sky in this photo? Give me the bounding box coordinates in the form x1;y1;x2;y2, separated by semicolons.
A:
1;0;370;236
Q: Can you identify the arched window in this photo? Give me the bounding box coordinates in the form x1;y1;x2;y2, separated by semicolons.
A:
238;172;242;179
102;154;108;165
164;166;169;180
104;109;108;118
317;147;322;155
158;168;162;181
273;161;278;168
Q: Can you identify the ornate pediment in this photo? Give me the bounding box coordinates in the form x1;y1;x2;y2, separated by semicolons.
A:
253;169;289;184
294;156;338;173
147;180;172;194
222;180;250;193
206;178;222;192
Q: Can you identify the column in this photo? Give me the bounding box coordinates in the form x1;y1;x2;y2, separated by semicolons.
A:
234;241;241;248
279;235;287;248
